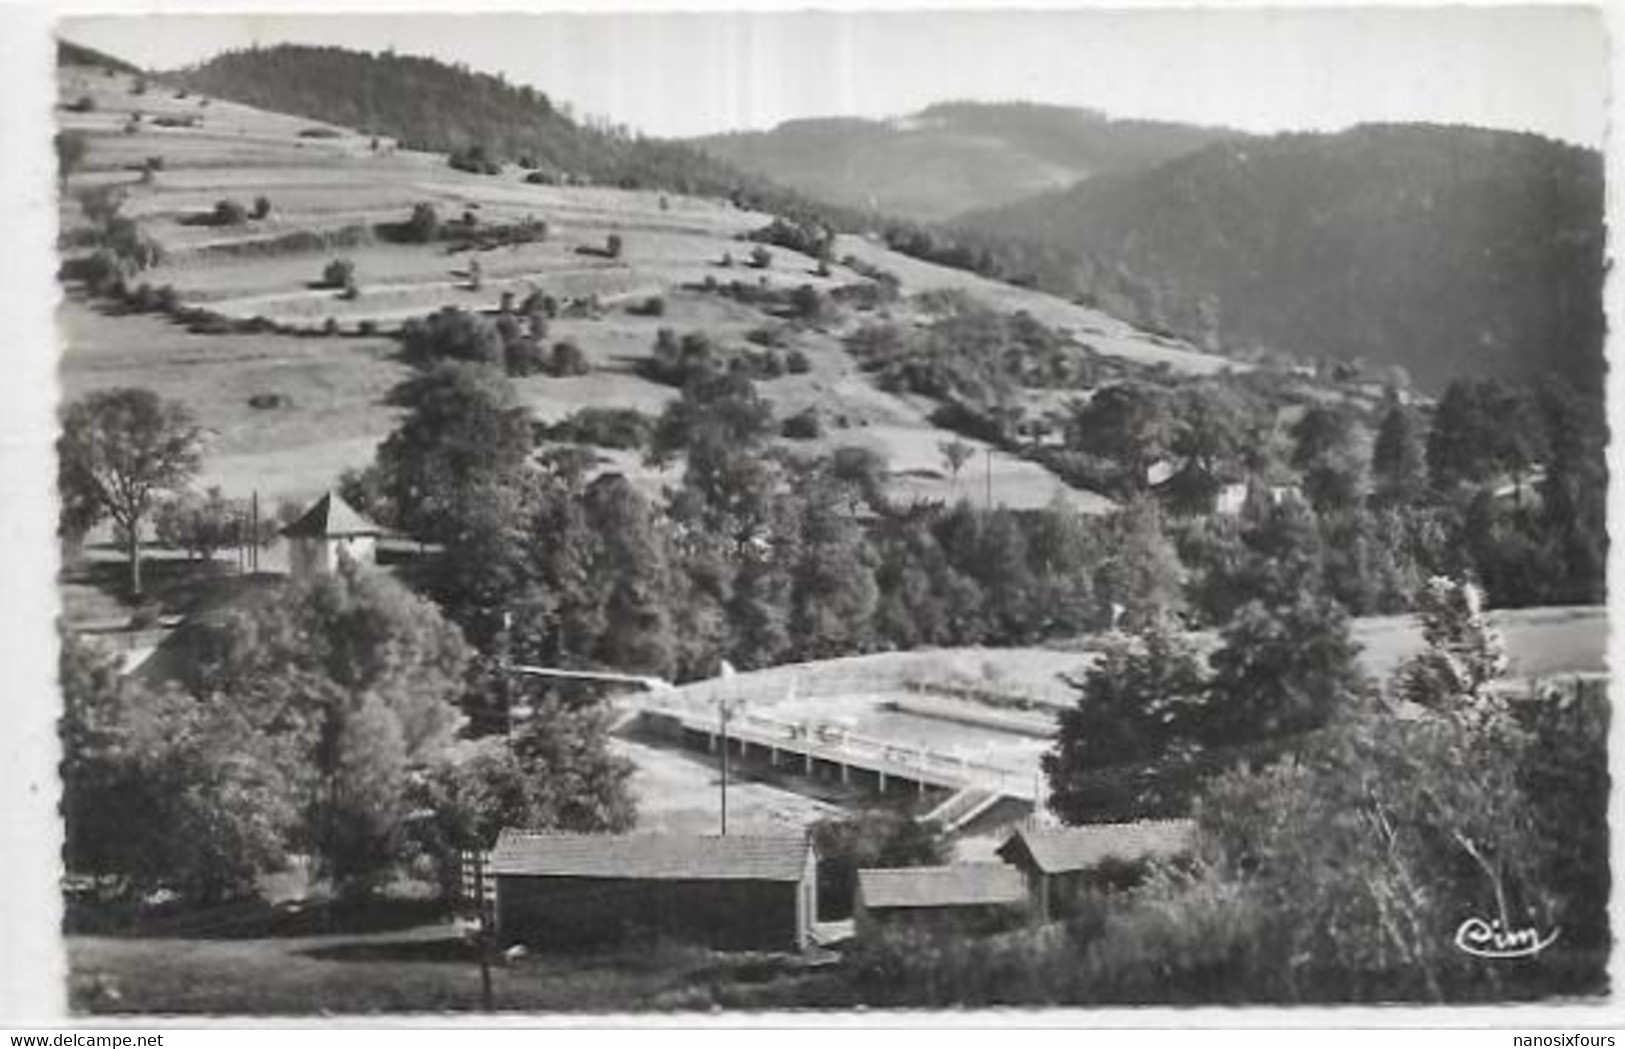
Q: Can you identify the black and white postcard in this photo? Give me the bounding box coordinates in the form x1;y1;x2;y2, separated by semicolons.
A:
1;0;1615;1024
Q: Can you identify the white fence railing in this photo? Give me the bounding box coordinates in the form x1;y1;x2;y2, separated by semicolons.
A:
647;701;1033;798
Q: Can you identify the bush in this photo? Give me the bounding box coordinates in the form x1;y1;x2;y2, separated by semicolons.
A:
211;199;248;227
628;296;665;317
323;317;341;336
605;233;623;259
748;245;772;269
186;312;234;336
448;146;501;175
323;257;356;290
298;127;342;139
358;319;378;337
401;307;502;367
520;290;557;319
550;341;588;376
781;407;823;440
745;324;786;349
747;216;834;259
503;338;548;378
66;94;96;113
790;284;831;325
541;408;655;450
155;285;180;313
406;202;440;244
251;196;271;220
247;392;291;410
786;348;812;375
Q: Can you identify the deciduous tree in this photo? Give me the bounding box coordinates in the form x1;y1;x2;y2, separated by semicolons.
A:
59;388;203;595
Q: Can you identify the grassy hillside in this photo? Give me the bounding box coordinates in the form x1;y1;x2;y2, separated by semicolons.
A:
168;43;870;220
961;124;1606;391
57;56;1227;513
692;102;1238;222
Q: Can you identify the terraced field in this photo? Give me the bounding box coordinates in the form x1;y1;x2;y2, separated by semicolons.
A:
58;64;1236;511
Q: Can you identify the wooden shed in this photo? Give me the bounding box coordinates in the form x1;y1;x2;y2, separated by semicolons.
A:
854;863;1027;938
997;819;1196;924
489;831;818;953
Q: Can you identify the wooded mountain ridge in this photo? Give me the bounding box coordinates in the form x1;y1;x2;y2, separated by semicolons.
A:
961;124;1605;392
119;42;1608;392
164;43;863;231
691;102;1240;222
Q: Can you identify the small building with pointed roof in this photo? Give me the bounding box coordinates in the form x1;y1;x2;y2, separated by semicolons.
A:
281;491;381;581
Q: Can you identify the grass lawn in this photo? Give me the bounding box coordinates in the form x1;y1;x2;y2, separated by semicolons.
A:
1352;604;1608;683
68;923;846;1014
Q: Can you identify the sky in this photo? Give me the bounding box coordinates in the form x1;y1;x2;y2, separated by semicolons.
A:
59;6;1610;147
57;6;1605;146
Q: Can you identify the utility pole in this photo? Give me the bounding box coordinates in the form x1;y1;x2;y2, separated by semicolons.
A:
715;660;739;836
250;490;259;574
718;696;731;836
463;849;495;1011
500;611;514;740
985;447;994;511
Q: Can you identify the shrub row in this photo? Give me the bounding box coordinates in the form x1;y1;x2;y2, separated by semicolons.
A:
188;223;374;262
536;407;655;450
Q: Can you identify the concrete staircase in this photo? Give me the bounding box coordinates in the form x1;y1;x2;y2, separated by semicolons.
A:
924;786;1004;834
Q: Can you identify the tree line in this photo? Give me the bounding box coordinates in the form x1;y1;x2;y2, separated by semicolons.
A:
855;578;1607;1004
60;558;635;906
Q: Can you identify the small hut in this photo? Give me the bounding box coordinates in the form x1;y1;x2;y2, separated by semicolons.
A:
854;863;1027;937
997;819;1196;924
281;491;381;581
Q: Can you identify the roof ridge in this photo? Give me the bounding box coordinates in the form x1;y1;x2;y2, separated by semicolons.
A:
281;489;381;538
497;829;807;842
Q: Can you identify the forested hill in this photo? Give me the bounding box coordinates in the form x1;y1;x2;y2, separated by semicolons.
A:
693;102;1240;222
960;124;1606;392
169;44;845;219
58;38;142;74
